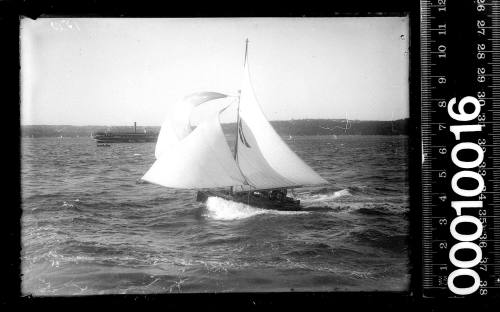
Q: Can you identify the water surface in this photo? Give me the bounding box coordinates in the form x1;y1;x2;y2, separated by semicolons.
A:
21;135;409;295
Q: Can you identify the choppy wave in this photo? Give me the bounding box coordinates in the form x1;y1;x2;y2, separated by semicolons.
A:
298;188;351;203
21;136;409;294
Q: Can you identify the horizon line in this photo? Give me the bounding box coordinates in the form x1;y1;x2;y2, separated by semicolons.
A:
21;117;411;127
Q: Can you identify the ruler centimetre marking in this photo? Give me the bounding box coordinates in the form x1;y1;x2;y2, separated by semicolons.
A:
421;0;500;297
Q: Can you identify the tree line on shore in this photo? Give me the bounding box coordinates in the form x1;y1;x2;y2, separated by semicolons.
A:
22;118;409;138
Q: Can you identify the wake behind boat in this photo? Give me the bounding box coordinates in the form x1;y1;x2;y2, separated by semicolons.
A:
142;39;328;211
196;188;301;211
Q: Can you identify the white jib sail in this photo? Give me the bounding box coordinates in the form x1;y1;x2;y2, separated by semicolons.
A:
237;61;329;189
142;104;246;189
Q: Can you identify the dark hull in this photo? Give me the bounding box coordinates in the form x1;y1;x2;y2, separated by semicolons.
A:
196;190;301;211
93;133;158;143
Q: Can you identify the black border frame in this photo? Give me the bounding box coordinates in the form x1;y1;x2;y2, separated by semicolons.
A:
1;0;437;309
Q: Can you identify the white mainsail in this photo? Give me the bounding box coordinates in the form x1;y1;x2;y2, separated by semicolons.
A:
142;106;247;189
236;59;328;189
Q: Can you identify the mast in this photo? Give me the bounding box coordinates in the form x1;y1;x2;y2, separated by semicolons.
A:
233;93;241;160
233;39;249;160
232;39;249;193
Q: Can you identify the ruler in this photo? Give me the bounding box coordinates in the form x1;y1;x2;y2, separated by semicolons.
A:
421;0;500;297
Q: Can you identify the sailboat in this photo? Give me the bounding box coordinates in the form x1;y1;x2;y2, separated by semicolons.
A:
142;40;328;211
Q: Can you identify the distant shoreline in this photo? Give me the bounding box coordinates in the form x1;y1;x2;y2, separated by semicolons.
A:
21;118;409;137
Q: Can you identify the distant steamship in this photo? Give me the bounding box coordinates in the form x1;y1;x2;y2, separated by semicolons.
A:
92;122;158;144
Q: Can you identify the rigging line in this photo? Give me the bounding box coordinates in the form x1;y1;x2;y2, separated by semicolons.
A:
244;38;249;66
232;92;252;190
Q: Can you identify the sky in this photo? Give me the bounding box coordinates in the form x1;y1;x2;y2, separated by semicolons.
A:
21;17;409;126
